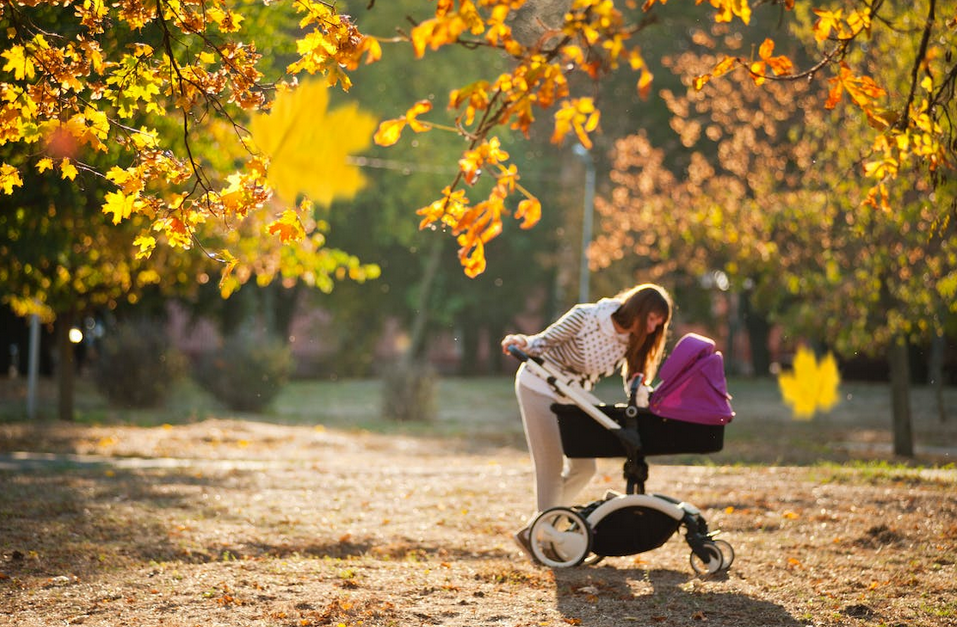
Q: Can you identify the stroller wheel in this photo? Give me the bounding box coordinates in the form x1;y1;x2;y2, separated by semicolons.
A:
582;552;605;566
529;507;592;568
713;538;734;570
689;541;724;576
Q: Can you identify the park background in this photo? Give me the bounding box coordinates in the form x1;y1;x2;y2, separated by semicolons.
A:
2;1;955;440
2;2;956;625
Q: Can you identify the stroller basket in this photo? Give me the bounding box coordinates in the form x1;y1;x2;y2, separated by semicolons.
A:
552;404;724;458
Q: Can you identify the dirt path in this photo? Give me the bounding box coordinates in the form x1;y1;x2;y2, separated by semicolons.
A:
1;419;955;626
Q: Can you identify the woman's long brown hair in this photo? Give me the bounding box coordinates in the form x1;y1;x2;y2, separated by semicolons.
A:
611;284;673;384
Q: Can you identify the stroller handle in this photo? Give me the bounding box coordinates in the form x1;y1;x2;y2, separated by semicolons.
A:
507;344;545;366
507;344;530;362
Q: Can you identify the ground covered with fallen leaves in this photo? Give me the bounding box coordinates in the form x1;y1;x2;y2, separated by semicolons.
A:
1;418;955;627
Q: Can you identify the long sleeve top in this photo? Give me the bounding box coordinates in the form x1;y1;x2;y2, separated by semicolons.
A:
517;298;630;398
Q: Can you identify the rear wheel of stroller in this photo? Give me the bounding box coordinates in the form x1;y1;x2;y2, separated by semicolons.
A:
689;541;724;575
713;539;734;570
529;507;592;568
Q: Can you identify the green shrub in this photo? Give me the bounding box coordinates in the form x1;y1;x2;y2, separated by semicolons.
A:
194;333;292;412
92;320;185;408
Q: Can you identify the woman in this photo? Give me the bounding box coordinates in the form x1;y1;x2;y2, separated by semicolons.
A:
500;283;673;558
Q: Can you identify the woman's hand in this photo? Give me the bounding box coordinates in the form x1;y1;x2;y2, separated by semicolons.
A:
500;334;528;354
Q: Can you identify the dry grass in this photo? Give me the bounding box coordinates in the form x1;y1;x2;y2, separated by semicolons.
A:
1;375;956;626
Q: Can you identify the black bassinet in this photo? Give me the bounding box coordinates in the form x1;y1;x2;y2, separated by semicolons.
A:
551;403;724;458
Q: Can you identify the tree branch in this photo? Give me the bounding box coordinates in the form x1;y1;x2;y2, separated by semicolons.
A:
899;0;936;129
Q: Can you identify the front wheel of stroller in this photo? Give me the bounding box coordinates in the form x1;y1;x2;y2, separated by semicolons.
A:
529;507;592;568
689;541;724;576
713;538;734;570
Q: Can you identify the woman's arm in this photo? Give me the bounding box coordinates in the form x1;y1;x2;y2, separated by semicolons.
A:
524;304;591;355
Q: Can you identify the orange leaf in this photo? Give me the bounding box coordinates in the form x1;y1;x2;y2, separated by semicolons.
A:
266;209;306;243
825;79;844;109
766;54;794;76
515;197;541;229
693;73;712;91
405;100;433;133
374;119;406;146
812;8;844;42
637;68;654;99
460;240;487;278
749;61;766;86
712;56;737;78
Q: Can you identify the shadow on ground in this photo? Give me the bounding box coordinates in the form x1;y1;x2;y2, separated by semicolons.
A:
554;567;803;627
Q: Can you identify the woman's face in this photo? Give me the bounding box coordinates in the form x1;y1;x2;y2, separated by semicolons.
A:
624;310;666;336
644;311;666;334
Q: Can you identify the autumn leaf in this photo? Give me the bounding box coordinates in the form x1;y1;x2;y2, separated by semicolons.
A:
249;80;377;207
266;209;306;243
710;0;752;25
132;234;156;259
515;197;541;229
812;8;845;42
552;98;600;148
0;163;23;194
59;159;78;181
1;45;36;80
825;62;886;110
778;345;841;420
102;191;138;224
374;100;433;147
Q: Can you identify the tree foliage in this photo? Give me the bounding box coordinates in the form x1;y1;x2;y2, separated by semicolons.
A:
589;12;955;452
0;0;954;287
0;0;378;303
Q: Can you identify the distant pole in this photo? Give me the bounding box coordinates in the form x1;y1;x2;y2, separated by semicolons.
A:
573;143;595;304
27;314;40;420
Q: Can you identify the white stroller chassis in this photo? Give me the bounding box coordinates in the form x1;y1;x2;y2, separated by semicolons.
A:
510;347;734;574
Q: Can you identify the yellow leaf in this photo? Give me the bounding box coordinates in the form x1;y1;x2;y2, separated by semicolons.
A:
266;209;306;243
133;234;156;259
1;45;35;80
693;73;712;91
102;190;136;224
0;163;23;194
778;346;842;420
374;118;405;146
218;249;240;298
60;159;78;181
516;197;541;229
249;80;377;207
36;158;53;173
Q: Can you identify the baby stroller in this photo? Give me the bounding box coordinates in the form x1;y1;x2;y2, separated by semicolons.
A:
509;333;735;574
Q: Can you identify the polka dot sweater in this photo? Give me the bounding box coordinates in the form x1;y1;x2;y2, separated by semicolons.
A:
519;298;630;397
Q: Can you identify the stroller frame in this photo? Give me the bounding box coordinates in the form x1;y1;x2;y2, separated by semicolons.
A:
510;346;734;574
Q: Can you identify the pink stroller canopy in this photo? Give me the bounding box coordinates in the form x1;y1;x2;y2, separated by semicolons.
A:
649;333;735;425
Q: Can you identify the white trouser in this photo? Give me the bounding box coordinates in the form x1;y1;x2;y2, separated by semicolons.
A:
515;377;596;517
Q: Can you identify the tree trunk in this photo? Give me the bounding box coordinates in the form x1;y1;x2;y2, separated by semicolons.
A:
928;331;947;423
406;236;445;363
383;236;444;422
887;338;914;457
272;283;302;341
741;294;772;377
458;318;481;376
487;321;507;375
56;311;76;422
